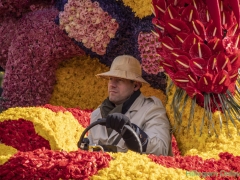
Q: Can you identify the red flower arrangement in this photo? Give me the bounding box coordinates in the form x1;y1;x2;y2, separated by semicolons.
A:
149;152;240;179
152;0;240;132
0;119;50;152
1;8;85;109
0;147;111;180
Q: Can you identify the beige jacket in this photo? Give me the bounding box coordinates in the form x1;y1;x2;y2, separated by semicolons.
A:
88;93;172;156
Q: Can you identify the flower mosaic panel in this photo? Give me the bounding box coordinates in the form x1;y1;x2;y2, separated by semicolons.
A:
59;0;119;55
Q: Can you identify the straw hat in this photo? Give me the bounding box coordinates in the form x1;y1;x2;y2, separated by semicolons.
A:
96;55;149;84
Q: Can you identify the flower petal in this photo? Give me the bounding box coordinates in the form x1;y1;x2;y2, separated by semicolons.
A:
181;5;199;23
191;20;206;39
205;0;222;36
165;19;190;36
189;57;207;77
152;0;167;18
197;73;213;93
172;71;189;89
182;33;203;52
229;53;240;71
174;32;188;48
212;70;231;93
174;55;190;72
161;36;176;51
189;42;212;60
228;0;240;26
216;52;232;72
164;5;180;21
207;55;218;75
207;37;224;55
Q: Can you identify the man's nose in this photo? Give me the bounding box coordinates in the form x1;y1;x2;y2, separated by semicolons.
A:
109;79;117;86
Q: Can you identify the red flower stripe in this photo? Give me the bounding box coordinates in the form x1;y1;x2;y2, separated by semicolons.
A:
171;135;181;156
0;119;50;152
149;152;240;179
0;147;111;180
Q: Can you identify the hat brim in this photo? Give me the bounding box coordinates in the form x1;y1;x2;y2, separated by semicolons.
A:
96;70;149;84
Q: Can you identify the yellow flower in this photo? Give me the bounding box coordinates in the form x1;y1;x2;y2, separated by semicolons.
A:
0;144;17;165
122;0;152;18
91;151;202;179
166;79;240;159
50;55;109;109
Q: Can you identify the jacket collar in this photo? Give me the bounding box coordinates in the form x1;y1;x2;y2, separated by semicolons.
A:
127;93;145;112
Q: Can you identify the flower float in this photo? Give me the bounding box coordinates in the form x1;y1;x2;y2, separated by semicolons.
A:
1;0;240;179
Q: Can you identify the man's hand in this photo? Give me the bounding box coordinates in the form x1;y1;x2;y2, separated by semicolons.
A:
105;112;149;153
106;113;131;133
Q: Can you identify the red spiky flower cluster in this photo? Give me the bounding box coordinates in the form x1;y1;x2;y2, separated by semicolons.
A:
152;0;240;113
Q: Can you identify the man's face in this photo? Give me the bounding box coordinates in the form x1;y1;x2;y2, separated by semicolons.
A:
108;77;135;105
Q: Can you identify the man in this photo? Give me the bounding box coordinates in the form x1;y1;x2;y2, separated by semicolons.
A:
87;55;172;156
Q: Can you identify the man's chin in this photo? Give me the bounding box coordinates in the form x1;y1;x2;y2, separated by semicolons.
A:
109;98;119;105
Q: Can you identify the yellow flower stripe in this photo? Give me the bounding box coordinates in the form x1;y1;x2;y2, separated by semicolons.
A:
121;0;152;18
91;151;202;180
0;107;84;152
166;80;240;159
50;56;109;109
0;144;17;165
50;56;167;109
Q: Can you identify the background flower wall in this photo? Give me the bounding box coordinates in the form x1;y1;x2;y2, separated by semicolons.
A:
0;0;240;179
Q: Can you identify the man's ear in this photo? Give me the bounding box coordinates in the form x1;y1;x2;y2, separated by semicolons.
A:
133;82;141;90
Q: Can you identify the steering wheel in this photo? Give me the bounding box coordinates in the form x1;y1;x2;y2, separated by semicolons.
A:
77;118;143;154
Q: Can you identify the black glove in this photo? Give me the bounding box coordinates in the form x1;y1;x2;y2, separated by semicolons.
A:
105;113;131;134
106;113;149;153
97;118;106;125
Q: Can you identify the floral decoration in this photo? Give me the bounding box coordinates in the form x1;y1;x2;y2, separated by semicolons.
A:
149;152;240;179
92;151;196;180
0;147;111;179
0;0;168;110
121;0;152;19
43;104;92;128
166;79;240;160
0;16;18;69
152;0;240;133
1;0;240;179
138;32;164;74
0;144;17;165
49;55;109;109
0;106;85;152
1;105;240;179
142;71;168;93
55;0;154;67
0;0;52;17
0;119;51;151
59;0;119;55
1;7;85;109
